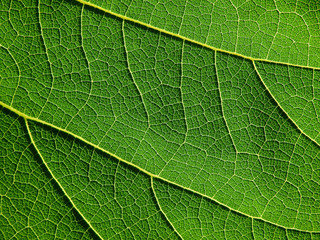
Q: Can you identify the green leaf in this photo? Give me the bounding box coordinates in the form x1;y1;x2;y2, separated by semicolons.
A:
1;0;320;239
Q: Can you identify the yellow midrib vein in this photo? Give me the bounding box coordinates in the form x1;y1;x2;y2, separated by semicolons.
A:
1;100;319;234
75;0;320;71
2;0;320;237
73;0;320;150
72;0;320;150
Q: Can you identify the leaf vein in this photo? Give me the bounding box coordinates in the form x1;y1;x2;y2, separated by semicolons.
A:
74;0;320;71
1;100;319;233
24;117;104;240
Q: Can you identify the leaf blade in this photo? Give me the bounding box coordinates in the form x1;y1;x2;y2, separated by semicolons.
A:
1;0;320;239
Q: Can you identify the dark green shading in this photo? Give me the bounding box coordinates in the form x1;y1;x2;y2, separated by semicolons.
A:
0;106;98;239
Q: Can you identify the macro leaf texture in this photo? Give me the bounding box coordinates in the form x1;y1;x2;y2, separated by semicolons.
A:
1;0;320;239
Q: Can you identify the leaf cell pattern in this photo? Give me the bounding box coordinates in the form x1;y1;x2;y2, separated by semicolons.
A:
1;0;320;239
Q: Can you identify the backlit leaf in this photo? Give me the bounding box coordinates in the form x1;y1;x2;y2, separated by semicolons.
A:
1;0;320;239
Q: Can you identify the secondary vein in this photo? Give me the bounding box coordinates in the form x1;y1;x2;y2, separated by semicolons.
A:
1;100;319;233
75;0;320;71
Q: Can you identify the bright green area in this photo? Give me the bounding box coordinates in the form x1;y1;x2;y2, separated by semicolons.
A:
84;0;320;68
1;0;320;239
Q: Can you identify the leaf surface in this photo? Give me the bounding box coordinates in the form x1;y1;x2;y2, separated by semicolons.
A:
1;0;320;239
